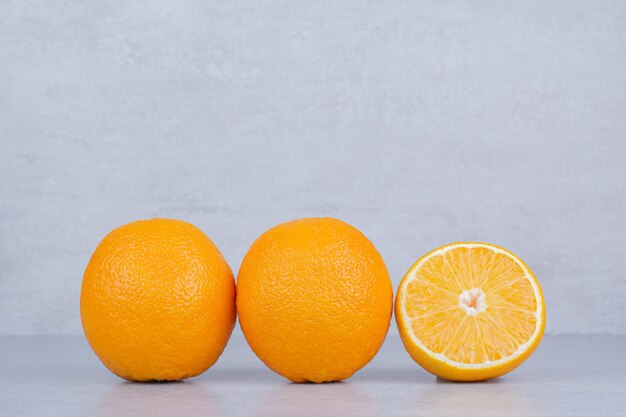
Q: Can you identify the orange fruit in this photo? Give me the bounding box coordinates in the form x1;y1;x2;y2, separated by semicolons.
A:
236;217;393;383
395;242;545;381
80;218;236;381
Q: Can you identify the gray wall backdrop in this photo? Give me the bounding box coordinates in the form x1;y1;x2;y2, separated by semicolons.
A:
2;0;625;335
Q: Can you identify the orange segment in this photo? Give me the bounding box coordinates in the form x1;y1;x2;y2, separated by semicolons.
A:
411;309;466;354
395;242;545;381
476;313;520;361
405;280;458;318
445;316;488;364
416;255;464;294
487;277;537;312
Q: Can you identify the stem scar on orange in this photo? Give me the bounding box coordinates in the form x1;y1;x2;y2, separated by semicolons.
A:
395;242;545;381
80;218;236;381
236;218;393;383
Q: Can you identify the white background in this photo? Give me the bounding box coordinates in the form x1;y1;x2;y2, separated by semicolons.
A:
1;0;625;335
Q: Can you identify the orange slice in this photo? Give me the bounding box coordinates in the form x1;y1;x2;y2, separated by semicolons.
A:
395;242;545;381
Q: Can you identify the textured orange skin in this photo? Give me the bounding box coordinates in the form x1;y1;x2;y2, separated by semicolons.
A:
237;218;393;383
80;219;236;381
395;242;546;382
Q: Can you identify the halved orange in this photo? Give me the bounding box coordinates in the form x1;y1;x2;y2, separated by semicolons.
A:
395;242;545;381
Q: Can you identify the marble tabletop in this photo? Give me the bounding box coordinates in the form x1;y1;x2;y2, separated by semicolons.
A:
1;334;624;417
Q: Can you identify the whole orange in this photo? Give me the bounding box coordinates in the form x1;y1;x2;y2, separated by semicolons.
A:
80;218;236;381
236;217;393;383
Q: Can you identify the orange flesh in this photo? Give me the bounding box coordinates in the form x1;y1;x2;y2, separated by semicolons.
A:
405;246;538;364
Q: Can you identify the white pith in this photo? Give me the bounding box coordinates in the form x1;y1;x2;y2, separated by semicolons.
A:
400;243;544;369
459;288;487;316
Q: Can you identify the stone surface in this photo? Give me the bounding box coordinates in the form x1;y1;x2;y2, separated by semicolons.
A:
1;335;625;416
